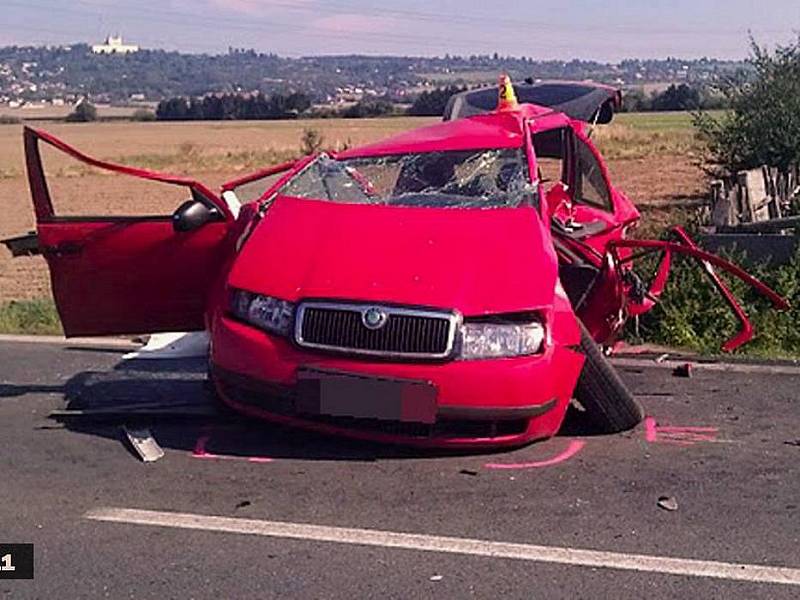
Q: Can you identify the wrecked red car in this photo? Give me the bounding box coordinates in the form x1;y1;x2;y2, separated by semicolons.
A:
11;77;788;448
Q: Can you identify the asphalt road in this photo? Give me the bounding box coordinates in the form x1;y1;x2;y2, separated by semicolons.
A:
1;339;799;599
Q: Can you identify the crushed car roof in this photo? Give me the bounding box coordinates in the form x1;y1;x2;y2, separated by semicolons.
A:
444;80;622;124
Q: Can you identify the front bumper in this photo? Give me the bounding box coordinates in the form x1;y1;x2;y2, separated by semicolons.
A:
210;314;584;448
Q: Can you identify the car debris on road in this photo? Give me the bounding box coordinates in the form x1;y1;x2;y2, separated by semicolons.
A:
657;496;679;511
123;427;165;462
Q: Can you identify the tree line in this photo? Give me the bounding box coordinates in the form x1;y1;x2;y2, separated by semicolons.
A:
621;83;731;112
155;92;311;120
153;85;467;121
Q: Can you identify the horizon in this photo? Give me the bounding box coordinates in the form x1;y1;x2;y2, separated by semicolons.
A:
0;40;755;64
4;0;799;62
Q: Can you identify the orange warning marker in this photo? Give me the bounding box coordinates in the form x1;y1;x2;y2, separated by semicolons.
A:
497;73;518;111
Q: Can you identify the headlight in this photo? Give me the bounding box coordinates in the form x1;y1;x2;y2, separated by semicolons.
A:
459;320;545;360
229;289;294;336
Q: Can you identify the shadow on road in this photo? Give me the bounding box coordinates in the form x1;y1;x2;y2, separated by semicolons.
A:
48;356;602;462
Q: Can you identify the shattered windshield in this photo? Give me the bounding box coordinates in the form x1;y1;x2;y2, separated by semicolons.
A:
278;148;534;209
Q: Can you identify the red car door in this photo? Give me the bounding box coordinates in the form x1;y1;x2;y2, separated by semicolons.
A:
25;127;237;336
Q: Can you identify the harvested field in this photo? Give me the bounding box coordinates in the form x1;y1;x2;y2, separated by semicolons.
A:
0;114;705;303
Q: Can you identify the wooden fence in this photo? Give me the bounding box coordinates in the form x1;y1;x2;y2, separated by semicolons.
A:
710;164;799;229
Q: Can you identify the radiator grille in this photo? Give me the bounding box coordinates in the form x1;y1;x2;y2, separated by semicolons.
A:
295;303;456;358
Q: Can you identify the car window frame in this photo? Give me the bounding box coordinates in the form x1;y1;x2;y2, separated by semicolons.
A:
571;134;614;213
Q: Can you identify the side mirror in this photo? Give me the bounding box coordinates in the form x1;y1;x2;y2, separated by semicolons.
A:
172;200;219;233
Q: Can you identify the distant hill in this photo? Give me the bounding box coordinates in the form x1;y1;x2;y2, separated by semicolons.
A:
0;44;748;106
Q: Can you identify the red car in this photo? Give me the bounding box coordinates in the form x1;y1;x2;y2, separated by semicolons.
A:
12;77;787;448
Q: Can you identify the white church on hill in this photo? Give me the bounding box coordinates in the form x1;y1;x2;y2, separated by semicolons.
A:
91;35;139;55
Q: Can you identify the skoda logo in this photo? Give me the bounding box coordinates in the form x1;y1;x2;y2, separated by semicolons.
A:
362;307;388;330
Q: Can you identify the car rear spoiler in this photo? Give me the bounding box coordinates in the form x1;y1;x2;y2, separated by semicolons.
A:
443;80;622;124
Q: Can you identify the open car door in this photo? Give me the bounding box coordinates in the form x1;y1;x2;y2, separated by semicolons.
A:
24;127;236;336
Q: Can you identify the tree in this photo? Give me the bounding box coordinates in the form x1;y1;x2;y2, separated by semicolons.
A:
156;97;191;120
155;91;312;120
408;85;466;116
341;99;396;118
694;37;800;174
651;84;701;111
66;100;97;122
620;88;651;113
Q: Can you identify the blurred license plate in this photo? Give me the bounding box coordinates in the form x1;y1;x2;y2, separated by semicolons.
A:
296;369;437;424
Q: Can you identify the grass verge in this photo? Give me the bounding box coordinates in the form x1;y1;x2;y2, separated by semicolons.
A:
0;298;62;335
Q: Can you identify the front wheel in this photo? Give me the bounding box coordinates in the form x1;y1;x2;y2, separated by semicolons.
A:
573;320;643;433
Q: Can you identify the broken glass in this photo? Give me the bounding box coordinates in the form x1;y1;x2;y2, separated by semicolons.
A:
279;148;535;209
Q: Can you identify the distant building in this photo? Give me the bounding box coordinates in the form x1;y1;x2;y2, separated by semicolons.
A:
91;36;139;55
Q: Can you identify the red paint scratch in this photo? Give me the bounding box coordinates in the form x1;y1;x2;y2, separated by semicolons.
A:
484;439;586;470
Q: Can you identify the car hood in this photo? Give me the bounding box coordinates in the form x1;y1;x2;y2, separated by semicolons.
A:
227;196;559;316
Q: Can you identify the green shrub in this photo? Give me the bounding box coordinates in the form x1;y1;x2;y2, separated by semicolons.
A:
300;127;324;155
66;101;98;123
0;299;62;335
131;108;156;122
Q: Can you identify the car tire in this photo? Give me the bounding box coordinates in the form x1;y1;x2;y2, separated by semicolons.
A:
574;320;643;433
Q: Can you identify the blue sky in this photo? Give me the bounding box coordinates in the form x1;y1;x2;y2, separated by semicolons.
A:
3;0;799;60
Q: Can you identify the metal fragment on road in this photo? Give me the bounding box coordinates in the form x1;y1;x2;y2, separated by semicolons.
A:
123;427;165;463
657;496;678;512
672;363;693;378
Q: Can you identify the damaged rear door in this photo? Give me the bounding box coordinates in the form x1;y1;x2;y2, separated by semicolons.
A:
24;127;236;336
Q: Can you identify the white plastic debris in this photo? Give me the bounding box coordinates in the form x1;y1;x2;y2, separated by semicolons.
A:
124;427;165;463
657;496;678;512
123;331;210;360
429;575;443;582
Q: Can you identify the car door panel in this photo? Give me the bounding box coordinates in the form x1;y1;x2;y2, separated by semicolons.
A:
25;127;236;337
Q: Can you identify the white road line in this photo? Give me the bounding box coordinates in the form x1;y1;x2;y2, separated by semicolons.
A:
85;507;800;586
611;356;800;376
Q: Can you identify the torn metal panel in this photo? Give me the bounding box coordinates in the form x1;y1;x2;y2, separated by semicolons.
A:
444;81;622;124
123;427;165;462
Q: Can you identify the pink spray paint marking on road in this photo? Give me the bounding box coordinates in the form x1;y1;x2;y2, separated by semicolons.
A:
644;416;658;442
484;439;586;470
644;416;719;446
192;435;274;464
